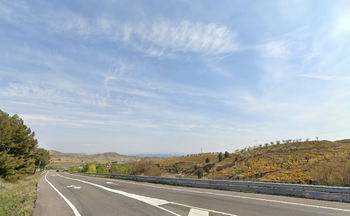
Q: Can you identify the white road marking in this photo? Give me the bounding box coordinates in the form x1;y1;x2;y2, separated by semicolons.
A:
84;176;350;213
66;185;81;189
58;173;237;216
106;182;118;185
188;208;209;216
45;172;81;216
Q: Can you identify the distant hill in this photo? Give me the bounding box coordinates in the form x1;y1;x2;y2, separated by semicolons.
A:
128;153;173;158
156;139;350;186
48;151;135;168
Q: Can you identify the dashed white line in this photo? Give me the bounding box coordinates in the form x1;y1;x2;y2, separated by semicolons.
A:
188;208;209;216
106;182;118;186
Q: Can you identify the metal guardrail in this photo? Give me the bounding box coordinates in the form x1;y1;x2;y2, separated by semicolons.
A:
73;172;350;202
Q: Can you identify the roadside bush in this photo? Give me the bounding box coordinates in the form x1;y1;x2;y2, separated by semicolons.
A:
110;164;128;175
86;163;97;173
69;167;80;173
128;158;162;176
313;158;350;187
96;164;107;173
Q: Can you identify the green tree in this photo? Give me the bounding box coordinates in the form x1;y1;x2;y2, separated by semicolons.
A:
32;148;51;169
218;152;223;162
205;157;210;163
0;110;38;182
224;151;229;158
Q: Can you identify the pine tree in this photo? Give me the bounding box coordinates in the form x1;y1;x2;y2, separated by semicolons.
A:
218;152;223;162
0;110;39;181
32;148;51;168
224;151;229;158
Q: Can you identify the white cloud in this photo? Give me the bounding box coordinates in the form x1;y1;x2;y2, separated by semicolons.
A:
1;2;239;57
264;41;290;58
298;74;349;81
138;20;238;55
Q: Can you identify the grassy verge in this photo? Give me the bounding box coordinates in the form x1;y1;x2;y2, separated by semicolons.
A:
0;173;42;216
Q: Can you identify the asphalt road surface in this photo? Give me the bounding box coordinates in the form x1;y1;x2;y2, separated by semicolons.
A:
34;170;350;216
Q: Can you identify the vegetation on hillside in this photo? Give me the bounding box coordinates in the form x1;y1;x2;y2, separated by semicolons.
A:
70;158;160;176
73;138;350;187
156;139;350;186
0;109;50;182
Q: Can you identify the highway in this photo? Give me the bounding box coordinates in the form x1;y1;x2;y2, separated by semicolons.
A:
34;170;350;216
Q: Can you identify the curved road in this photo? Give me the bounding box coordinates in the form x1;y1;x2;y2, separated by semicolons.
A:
34;171;350;216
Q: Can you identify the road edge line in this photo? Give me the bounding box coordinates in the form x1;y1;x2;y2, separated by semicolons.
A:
45;171;81;216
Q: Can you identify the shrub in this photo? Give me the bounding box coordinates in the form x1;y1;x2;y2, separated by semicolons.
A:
96;164;107;173
111;164;128;175
211;173;229;180
86;163;97;173
128;158;162;176
313;158;350;187
197;168;204;179
205;157;210;163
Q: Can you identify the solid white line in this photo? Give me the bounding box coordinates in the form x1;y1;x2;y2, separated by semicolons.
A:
45;172;81;216
72;174;350;213
58;173;237;216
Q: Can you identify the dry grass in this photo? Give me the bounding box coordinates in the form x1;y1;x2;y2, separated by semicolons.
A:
0;173;42;216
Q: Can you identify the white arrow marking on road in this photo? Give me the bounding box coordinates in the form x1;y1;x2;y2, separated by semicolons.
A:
188;208;209;216
66;185;81;189
106;182;118;185
57;173;237;216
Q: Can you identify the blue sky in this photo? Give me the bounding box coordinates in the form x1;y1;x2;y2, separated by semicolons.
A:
1;0;349;154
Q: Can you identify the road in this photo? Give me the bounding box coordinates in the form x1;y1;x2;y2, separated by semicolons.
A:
34;170;350;216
